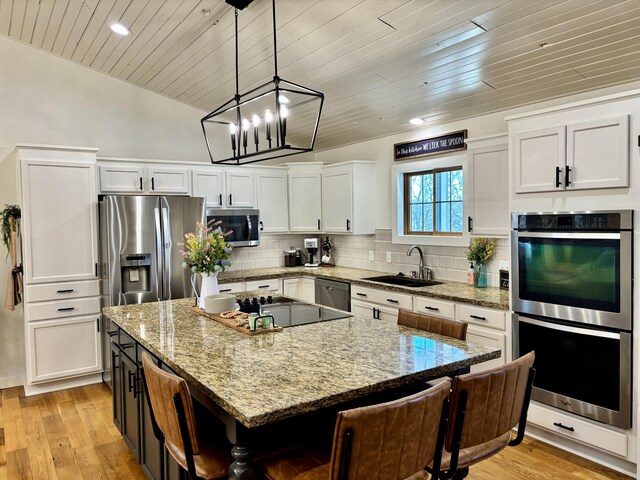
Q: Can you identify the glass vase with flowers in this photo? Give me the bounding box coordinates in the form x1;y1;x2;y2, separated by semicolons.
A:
466;237;496;288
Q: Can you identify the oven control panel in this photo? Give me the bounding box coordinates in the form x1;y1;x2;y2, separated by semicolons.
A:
513;212;625;231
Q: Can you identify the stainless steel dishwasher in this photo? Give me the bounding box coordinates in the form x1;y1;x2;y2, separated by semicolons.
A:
315;278;351;312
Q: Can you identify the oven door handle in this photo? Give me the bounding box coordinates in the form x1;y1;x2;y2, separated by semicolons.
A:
517;316;621;339
516;232;622;240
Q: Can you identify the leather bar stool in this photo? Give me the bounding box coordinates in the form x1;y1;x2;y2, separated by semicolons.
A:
260;379;451;480
140;351;232;480
429;351;536;480
397;309;468;341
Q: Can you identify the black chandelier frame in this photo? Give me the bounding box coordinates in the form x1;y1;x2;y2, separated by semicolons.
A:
201;0;324;166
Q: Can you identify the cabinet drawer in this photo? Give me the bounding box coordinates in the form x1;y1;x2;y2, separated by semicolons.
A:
245;279;281;293
456;304;505;330
218;282;245;294
26;280;99;302
413;297;455;319
351;285;412;310
27;296;101;322
527;403;628;457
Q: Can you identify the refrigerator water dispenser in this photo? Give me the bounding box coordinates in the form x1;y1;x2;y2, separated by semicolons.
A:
120;253;151;293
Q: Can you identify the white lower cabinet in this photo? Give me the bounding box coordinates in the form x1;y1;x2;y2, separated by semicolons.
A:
283;277;315;303
351;299;399;323
245;278;282;293
28;315;102;383
351;285;412;310
412;297;455;319
465;325;506;373
218;282;245;294
527;402;628;458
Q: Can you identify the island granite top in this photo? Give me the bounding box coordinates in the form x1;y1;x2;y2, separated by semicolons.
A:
218;266;509;310
104;297;501;428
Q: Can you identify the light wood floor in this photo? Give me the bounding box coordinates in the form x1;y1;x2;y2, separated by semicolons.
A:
0;383;633;480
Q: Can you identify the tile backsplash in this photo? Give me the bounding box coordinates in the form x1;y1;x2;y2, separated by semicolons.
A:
228;230;509;288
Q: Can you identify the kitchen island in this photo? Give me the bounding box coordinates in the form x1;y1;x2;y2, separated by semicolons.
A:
104;296;501;479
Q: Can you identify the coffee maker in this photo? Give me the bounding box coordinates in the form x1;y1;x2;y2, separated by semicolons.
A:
304;238;320;267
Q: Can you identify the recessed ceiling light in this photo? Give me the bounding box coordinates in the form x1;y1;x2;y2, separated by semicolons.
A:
110;23;130;36
409;118;424;126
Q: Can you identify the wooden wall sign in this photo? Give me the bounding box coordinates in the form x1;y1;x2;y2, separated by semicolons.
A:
394;129;467;161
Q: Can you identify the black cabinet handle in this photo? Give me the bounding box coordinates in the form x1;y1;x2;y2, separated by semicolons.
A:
220;288;232;293
120;342;134;349
468;216;473;232
425;306;440;311
373;307;380;320
139;177;143;191
386;299;399;304
229;194;233;206
96;319;100;332
260;221;264;231
565;166;572;187
555;166;562;188
469;314;486;320
95;263;98;277
151;177;155;190
56;289;74;293
346;219;351;231
356;292;367;297
57;307;75;312
218;194;223;206
317;219;321;231
258;285;270;289
553;422;574;432
107;330;119;337
128;371;138;398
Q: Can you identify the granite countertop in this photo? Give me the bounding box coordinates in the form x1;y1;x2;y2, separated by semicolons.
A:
219;266;509;310
104;297;500;428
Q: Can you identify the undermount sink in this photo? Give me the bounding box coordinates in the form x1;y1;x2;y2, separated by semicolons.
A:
363;275;443;288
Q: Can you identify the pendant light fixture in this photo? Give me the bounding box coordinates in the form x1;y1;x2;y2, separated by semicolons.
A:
201;0;324;165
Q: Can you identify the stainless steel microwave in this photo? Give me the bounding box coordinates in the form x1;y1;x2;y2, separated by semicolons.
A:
206;208;259;247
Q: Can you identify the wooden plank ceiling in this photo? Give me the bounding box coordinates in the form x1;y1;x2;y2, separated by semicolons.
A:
1;0;639;150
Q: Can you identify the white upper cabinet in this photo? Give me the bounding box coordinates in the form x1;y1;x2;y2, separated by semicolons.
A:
21;155;99;284
466;141;509;236
192;169;225;207
513;115;629;194
322;161;375;234
146;166;190;194
99;164;190;195
513;126;565;193
256;169;288;233
566;115;629;190
226;170;256;208
99;164;145;193
288;164;323;233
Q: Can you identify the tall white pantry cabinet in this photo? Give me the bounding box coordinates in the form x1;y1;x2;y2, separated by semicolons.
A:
16;145;102;395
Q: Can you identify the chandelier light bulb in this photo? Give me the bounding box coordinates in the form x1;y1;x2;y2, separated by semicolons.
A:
278;95;290;104
229;123;237;134
265;109;273;122
252;114;260;127
242;118;250;130
280;105;289;119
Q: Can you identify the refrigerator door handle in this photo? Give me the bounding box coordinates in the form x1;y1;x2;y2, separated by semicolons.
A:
161;206;171;301
154;206;163;301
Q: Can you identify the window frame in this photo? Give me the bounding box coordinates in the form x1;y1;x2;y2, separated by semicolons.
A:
391;152;468;247
403;166;464;237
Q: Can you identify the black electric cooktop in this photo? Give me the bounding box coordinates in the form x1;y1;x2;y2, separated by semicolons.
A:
237;296;352;328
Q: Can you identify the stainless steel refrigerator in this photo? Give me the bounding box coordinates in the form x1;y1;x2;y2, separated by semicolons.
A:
99;195;205;385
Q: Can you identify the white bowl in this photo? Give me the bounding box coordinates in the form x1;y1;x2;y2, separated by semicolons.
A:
204;294;237;314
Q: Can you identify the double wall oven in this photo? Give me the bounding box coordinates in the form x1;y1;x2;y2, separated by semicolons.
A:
512;210;633;429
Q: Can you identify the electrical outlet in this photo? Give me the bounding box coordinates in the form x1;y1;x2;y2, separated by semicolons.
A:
386;252;392;263
499;260;510;271
368;250;374;261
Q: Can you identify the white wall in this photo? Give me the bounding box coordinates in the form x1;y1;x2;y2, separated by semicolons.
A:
0;35;211;164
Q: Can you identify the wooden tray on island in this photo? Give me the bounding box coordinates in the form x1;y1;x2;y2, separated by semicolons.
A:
190;306;283;336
